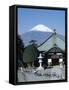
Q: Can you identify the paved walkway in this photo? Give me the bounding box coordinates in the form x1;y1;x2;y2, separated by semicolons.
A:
18;65;65;82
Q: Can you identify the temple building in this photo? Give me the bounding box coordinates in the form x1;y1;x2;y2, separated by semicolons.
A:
38;30;65;66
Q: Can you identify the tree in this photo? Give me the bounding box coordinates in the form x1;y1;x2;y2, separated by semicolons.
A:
29;40;38;47
29;40;37;44
23;41;39;67
16;35;24;68
17;35;24;61
16;35;25;82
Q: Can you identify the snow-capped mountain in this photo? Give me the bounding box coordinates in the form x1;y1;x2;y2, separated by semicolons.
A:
31;24;53;32
20;24;64;47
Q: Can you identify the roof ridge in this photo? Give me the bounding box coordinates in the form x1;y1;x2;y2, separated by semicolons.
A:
38;33;54;47
47;45;64;53
38;33;65;48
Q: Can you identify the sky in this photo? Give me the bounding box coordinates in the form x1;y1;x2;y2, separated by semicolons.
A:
18;7;65;36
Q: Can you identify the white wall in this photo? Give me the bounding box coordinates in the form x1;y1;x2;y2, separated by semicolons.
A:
0;0;69;89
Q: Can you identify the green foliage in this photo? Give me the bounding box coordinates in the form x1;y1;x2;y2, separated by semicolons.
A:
17;35;24;66
23;44;39;63
16;35;24;82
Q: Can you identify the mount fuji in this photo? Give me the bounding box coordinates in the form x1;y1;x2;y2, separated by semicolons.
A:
20;24;64;47
30;24;54;32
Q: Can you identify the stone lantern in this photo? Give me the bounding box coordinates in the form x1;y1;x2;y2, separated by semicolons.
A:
38;53;43;68
35;53;44;75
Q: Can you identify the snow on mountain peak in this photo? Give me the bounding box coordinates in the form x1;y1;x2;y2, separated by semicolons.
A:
31;24;53;32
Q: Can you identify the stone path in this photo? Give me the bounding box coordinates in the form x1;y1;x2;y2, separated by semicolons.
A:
18;65;65;82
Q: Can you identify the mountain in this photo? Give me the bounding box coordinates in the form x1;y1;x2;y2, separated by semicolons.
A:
20;24;65;47
21;31;53;46
31;24;53;32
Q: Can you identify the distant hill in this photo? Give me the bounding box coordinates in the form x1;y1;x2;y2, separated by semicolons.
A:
20;24;64;47
21;31;65;47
